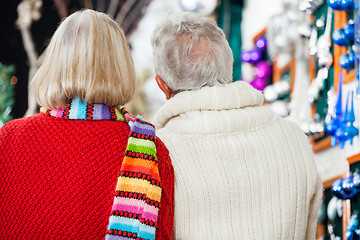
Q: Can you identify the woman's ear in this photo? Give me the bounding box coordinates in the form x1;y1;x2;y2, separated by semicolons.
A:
155;75;175;100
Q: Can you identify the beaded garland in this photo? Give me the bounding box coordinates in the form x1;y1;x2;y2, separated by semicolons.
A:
42;97;162;240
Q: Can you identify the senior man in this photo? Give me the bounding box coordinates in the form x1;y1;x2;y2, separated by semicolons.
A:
151;12;322;239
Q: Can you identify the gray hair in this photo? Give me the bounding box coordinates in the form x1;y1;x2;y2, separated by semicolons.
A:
151;12;233;93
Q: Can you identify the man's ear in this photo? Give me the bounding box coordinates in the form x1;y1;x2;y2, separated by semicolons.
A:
155;74;175;100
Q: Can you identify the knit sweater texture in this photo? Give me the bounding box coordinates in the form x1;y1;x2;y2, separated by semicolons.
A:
0;113;174;239
153;81;322;240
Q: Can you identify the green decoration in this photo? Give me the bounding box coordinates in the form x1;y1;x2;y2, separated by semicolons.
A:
0;62;16;127
218;0;243;81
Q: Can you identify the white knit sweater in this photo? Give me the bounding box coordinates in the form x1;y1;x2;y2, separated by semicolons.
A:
153;81;322;240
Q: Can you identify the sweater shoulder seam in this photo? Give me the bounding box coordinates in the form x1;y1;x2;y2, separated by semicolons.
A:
157;114;279;137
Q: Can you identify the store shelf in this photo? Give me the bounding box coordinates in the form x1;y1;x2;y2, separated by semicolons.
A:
322;172;346;189
312;136;331;153
344;69;356;84
347;152;360;165
252;27;267;43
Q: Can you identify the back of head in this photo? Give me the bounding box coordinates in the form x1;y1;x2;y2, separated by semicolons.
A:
32;9;136;109
151;12;233;93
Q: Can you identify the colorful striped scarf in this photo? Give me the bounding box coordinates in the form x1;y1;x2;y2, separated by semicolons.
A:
42;97;162;240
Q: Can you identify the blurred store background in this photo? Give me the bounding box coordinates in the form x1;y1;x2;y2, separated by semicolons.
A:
3;0;360;239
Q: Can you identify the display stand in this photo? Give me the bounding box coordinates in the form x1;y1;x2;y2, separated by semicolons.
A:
251;5;358;238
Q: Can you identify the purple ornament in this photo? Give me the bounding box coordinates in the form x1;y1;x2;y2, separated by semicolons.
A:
240;50;252;63
255;61;272;79
249;50;262;63
255;36;267;51
250;78;267;91
240;49;262;64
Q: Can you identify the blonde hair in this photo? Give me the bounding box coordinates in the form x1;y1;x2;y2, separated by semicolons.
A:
32;9;136;109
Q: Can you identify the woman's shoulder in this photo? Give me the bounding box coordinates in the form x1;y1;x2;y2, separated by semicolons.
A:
155;137;169;159
1;113;44;132
0;112;131;140
155;137;173;172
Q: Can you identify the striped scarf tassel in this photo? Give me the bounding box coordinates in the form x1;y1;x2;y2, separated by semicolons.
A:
106;113;162;240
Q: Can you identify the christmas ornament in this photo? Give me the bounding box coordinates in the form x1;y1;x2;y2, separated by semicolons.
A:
344;91;358;144
344;21;355;40
329;0;354;10
270;100;290;117
255;37;267;52
317;7;333;68
255;61;272;79
250;78;267;91
332;175;359;199
327;196;340;220
240;49;262;64
353;171;360;191
342;176;357;196
332;178;346;199
328;0;343;10
325;87;337;133
341;0;354;11
333;29;351;46
329;73;343;145
340;52;356;70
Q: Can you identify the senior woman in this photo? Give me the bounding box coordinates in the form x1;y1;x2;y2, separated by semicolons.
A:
0;10;173;240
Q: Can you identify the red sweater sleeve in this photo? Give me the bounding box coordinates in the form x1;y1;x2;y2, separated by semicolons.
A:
155;137;174;240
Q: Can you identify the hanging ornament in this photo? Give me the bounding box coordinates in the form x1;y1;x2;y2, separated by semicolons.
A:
308;116;325;136
308;68;329;103
346;230;359;240
333;29;351;46
334;91;358;148
240;49;262;64
329;0;354;10
342;175;357;196
344;21;355;40
255;61;272;79
299;0;325;14
346;213;360;240
327;196;341;221
325;87;337;132
332;177;357;199
328;73;343;145
353;170;360;191
328;0;343;10
255;36;267;52
250;78;268;91
317;7;333;68
340;51;356;70
263;80;290;102
341;0;355;11
332;178;346;198
334;93;348;148
178;0;217;16
343;91;359;145
309;28;319;59
270;100;290;117
355;0;360;96
263;85;278;102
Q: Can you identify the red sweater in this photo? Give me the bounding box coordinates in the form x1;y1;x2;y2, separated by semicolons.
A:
0;113;174;239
